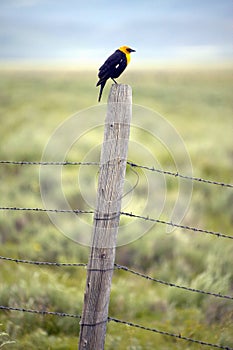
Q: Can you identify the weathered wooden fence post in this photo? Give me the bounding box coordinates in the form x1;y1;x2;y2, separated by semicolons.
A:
78;84;132;350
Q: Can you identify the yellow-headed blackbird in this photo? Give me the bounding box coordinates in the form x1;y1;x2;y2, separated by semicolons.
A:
96;45;136;102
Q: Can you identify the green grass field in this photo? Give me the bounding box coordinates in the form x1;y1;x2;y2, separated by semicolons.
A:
0;66;233;349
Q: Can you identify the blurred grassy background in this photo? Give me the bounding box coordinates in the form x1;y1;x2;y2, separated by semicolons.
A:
0;66;233;349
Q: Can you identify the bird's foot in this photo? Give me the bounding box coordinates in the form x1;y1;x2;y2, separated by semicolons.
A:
111;78;118;84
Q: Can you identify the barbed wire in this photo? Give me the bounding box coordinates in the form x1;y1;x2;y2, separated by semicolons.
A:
127;161;233;188
115;264;233;301
0;255;87;267
0;206;94;215
1;255;232;301
120;211;233;240
0;305;231;349
0;160;99;166
108;316;233;350
0;206;232;240
0;159;232;188
0;305;81;319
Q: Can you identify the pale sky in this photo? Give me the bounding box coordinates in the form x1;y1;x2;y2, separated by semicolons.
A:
0;0;232;66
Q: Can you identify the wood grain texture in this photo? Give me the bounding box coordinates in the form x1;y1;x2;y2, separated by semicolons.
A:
79;84;132;350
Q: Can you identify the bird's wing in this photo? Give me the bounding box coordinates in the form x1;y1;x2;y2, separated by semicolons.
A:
98;50;126;81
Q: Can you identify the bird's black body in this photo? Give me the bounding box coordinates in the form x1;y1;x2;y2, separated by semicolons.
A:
96;46;135;102
98;49;127;81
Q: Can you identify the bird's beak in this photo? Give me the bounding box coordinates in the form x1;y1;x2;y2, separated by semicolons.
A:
129;48;136;52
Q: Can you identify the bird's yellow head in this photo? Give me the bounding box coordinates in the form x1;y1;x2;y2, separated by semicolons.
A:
119;46;136;54
119;46;136;64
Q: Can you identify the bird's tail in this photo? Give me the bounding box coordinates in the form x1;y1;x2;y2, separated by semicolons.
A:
97;80;106;102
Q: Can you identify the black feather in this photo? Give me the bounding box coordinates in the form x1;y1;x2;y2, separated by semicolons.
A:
98;81;106;102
